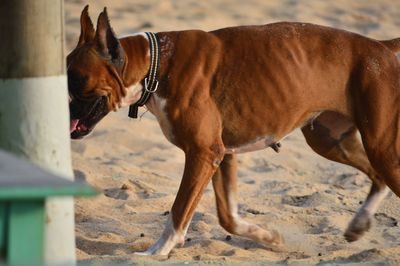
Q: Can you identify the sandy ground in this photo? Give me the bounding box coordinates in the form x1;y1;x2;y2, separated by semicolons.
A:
65;1;400;265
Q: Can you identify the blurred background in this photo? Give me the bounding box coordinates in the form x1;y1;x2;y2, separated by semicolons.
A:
65;0;400;50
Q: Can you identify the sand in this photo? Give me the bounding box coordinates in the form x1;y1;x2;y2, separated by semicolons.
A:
65;1;400;265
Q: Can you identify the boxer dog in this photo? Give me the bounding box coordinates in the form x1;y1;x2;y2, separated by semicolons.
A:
68;5;400;255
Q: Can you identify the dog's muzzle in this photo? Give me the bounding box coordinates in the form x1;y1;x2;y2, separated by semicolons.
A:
70;96;108;139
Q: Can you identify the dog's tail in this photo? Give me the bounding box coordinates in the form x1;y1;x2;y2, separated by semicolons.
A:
381;38;400;53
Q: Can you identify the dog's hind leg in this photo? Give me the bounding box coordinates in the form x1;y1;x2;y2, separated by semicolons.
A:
302;111;388;242
353;56;400;199
212;153;284;248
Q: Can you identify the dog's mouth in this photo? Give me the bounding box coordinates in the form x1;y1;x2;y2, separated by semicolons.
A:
70;119;90;134
70;96;109;139
70;119;80;133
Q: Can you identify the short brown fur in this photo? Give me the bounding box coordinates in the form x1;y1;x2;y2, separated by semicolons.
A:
68;6;400;255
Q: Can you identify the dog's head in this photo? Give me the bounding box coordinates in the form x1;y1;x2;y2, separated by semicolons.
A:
67;6;126;139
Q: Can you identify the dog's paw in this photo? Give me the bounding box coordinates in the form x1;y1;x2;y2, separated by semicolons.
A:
258;229;285;251
269;229;285;250
133;250;170;261
133;251;152;256
133;246;170;256
270;229;284;245
344;209;371;242
133;248;169;256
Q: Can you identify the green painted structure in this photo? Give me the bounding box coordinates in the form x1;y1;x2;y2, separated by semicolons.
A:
0;150;97;265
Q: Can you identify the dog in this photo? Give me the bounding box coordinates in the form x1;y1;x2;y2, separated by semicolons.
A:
68;5;400;255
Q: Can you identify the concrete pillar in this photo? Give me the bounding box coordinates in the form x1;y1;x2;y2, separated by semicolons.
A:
0;0;76;264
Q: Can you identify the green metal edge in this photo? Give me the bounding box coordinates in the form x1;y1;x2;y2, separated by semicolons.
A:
0;185;98;200
0;203;7;258
8;200;45;264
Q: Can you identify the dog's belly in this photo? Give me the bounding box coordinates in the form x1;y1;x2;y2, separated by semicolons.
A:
223;111;322;154
225;135;276;154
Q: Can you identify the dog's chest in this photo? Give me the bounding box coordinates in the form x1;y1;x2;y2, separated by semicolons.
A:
146;95;175;143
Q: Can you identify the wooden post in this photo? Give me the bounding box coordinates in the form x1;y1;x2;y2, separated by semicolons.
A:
0;0;76;265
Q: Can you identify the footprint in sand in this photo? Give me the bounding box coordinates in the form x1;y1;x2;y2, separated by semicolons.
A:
307;217;340;235
71;141;86;154
104;187;130;200
73;169;87;182
76;236;131;256
104;180;168;200
281;192;330;208
262;180;290;194
282;194;313;207
374;213;398;227
130;179;168;199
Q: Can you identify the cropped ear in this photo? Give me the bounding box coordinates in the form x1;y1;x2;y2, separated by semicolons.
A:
94;7;125;69
77;5;95;46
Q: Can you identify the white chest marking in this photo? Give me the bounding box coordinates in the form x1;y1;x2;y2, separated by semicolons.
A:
120;83;143;108
146;95;175;143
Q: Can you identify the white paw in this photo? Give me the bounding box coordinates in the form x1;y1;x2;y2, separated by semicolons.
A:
133;214;185;256
133;251;153;256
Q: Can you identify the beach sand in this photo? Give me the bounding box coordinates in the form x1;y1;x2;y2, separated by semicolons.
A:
65;1;400;265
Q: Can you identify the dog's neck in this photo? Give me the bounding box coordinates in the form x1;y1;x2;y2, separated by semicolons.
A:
118;33;170;109
120;34;151;89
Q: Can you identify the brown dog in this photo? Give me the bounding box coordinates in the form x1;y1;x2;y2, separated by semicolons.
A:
68;6;400;255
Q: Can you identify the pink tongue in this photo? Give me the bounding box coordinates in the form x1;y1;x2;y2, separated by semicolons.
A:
70;119;79;133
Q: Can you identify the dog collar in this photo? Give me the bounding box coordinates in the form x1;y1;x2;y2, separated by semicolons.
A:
128;32;160;118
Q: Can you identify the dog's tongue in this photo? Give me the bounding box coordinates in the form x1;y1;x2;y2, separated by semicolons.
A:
70;119;79;133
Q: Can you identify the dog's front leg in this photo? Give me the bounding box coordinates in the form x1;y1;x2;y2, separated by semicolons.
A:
136;147;223;255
